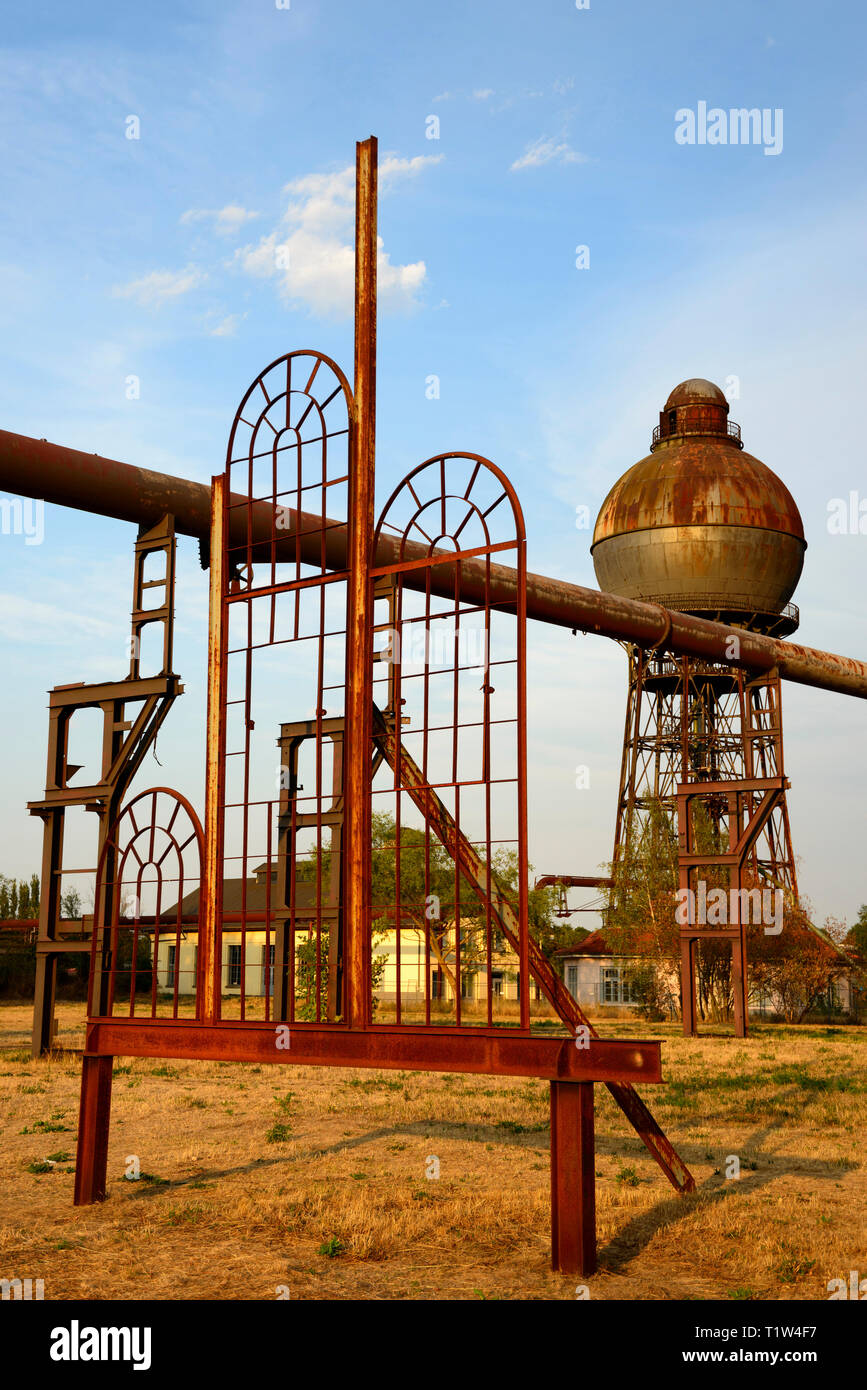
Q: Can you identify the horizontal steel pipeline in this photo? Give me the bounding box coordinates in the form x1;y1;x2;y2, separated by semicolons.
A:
2;428;865;699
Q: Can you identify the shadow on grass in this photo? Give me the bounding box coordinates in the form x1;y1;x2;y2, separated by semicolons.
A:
117;1085;855;1233
595;1102;857;1274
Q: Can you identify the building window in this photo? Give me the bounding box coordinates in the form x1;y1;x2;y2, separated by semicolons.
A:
460;972;476;999
263;943;275;997
431;967;445;1000
165;944;176;990
490;970;503;997
565;963;579;999
600;966;637;1004
227;944;242;989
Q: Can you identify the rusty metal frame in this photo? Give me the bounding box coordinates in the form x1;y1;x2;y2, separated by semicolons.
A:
613;652;796;887
87;787;204;1023
4;431;867;700
28;516;181;1055
64;136;694;1277
369;450;529;1031
676;775;787;1038
611;644;804;1037
205;343;354;1030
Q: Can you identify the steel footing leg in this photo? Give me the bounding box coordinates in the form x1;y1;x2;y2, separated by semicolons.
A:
74;1055;113;1205
732;934;748;1039
32;952;57;1058
550;1080;596;1276
681;937;697;1036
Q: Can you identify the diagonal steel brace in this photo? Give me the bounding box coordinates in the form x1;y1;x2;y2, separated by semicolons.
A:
373;707;696;1194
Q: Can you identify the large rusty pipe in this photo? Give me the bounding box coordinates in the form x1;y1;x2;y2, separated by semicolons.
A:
2;427;866;700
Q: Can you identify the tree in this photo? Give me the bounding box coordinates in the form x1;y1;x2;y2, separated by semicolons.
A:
848;904;867;959
601;798;774;1023
486;848;572;965
601;799;682;1019
0;872;41;921
292;813;558;1013
60;886;83;920
749;900;846;1022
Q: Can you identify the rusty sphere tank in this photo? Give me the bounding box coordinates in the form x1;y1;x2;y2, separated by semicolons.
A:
591;379;806;635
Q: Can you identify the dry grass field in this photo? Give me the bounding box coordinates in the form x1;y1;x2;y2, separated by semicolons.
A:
0;1000;864;1301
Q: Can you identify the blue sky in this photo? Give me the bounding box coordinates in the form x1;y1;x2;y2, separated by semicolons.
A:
1;0;866;927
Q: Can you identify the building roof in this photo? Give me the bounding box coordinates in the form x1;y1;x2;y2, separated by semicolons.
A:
161;867;319;921
554;930;626;958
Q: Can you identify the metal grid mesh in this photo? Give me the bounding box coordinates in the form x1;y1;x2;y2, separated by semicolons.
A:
369;453;530;1029
88;788;203;1019
216;351;354;1024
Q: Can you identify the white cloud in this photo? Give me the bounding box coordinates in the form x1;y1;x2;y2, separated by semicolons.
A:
210;312;245;337
237;154;443;318
472;88;494;100
0;592;114;645
431;90;453;102
180;204;260;236
510;136;587;171
112;265;206;307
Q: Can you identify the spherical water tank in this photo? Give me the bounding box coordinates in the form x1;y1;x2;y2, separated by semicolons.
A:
591;379;806;634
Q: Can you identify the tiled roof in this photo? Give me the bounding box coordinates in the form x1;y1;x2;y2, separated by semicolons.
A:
554;930;628;958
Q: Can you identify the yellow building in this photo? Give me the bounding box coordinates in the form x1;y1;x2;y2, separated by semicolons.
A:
155;862;539;1016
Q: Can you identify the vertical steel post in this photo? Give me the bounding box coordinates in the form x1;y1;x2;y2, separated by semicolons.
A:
550;1080;597;1275
31;801;63;1055
731;859;748;1038
73;1054;113;1205
343;136;377;1029
201;474;227;1026
681;938;697;1036
677;788;697;1036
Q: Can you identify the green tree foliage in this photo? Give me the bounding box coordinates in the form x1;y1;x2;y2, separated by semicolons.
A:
0;873;41;920
603;800;679;959
848;904;867;959
603;799;850;1025
602;798;738;1022
60;886;83;919
750;898;846;1023
292;813;558;1011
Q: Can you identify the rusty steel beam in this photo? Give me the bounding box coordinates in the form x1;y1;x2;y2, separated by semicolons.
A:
535;875;614;890
73;1054;113;1205
1;429;865;699
80;1019;663;1083
343;135;377;1029
551;1081;596;1275
373;710;696;1194
200;472;226;1029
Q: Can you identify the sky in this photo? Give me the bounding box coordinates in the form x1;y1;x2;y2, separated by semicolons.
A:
0;0;865;929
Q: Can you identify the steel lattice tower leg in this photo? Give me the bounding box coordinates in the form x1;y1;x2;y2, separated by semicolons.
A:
611;645;798;1030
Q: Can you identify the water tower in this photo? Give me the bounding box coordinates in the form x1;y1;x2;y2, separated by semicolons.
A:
592;379;806;1032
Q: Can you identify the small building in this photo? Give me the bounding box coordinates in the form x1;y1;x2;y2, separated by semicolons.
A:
555;931;644;1014
154;864;543;1012
555;930;859;1022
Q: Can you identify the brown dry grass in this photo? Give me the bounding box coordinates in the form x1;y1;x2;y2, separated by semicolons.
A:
0;1001;864;1301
